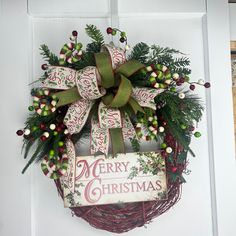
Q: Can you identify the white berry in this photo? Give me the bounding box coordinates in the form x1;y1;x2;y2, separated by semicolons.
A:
165;79;171;85
146;66;152;72
43;132;49;138
49;124;56;130
173;73;179;80
154;83;159;88
178;93;185;99
158;126;165;132
162;65;168;72
24;129;31;135
125;45;130;51
198;79;205;85
166;147;173;153
51;100;57;107
151;72;157;78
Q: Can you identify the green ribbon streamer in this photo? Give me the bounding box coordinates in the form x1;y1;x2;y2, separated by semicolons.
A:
116;60;144;77
102;75;132;108
110;128;125;155
95;52;115;88
55;87;81;108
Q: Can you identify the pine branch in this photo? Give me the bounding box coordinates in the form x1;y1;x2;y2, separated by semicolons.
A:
40;44;59;66
85;24;104;44
128;42;150;64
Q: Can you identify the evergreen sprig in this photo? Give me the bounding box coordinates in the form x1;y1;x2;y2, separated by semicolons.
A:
128;42;150;64
40;44;59;66
85;24;104;44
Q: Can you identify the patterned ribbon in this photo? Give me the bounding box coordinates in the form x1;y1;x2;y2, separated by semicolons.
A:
43;44;164;156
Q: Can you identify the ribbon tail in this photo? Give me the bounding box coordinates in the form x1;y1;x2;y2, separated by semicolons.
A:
110;128;125;156
64;99;95;134
90;116;109;155
132;87;164;110
60;139;76;193
121;113;137;140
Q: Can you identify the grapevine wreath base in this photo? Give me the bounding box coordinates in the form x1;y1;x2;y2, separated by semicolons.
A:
17;25;210;233
55;162;182;233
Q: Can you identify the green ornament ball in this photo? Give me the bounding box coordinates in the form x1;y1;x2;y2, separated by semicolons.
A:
28;106;34;111
111;29;117;36
120;31;126;37
49;149;55;157
194;131;201;138
180;124;187;130
58;141;64;147
161;143;167;149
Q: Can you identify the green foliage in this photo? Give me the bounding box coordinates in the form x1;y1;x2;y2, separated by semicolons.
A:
128;42;150;64
85;24;104;44
148;45;191;75
155;91;203;156
40;44;59;66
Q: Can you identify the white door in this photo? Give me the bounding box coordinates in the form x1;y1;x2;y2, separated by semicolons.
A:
1;0;236;235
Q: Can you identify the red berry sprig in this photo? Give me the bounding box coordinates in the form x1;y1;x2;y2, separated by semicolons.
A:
106;27;129;50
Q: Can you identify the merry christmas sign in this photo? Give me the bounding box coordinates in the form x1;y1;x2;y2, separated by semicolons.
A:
62;151;167;207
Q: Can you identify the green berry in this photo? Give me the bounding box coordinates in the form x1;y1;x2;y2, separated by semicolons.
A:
53;131;58;136
111;29;117;36
194;131;201;138
170;87;176;92
49;149;55;157
149;76;156;83
32;126;38;131
58;141;64;147
180;124;187;130
159;84;165;88
120;31;126;37
161;143;167;149
152;120;158;125
158;71;164;79
155;64;162;70
184;76;190;82
28;106;34;111
165;72;172;80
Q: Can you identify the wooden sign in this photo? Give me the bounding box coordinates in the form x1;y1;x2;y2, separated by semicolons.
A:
62;152;167;207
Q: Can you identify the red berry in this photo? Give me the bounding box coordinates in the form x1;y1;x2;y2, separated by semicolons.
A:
162;121;167;126
171;167;178;173
60;123;66;129
190;84;195;90
41;64;48;70
161;150;167;158
40;135;47;141
58;147;64;153
176;81;182;86
72;30;78;37
119;37;126;43
189;126;195;132
56;126;62;132
204;82;211;88
106;27;113;34
39;123;46;130
179;77;185;83
16;130;24;136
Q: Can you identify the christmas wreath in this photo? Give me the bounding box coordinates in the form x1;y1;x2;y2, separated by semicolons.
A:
17;25;210;233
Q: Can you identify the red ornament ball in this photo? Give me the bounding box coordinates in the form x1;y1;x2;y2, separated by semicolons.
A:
72;30;78;37
39;123;46;130
179;77;185;83
41;64;48;70
161;150;167;158
176;81;182;86
171;167;178;173
16;130;24;136
204;82;211;88
40;135;47;141
56;126;62;132
58;147;65;153
106;27;113;34
190;84;195;90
